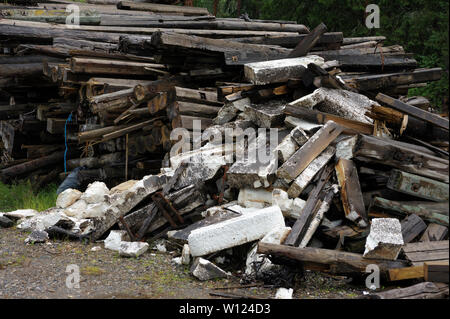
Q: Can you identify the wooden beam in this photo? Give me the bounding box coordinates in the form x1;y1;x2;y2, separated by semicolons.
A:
376;93;449;130
402;241;449;266
117;1;210;16
289;22;327;58
367;282;448;299
283;164;334;247
389;266;425;281
277;121;343;181
335;158;368;228
420;224;449;242
284;105;373;135
257;242;409;276
352;134;449;183
387;169;449;202
425;261;449;283
401;214;427;243
287;146;335;198
368;197;449;226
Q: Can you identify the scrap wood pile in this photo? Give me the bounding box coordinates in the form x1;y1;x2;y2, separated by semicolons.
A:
0;1;449;299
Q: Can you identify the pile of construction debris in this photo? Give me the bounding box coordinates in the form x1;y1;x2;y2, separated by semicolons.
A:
1;1;449;299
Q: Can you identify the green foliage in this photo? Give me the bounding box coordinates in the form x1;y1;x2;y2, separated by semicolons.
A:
199;0;448;109
0;181;57;212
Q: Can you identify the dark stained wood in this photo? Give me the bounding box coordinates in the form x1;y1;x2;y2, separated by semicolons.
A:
288;22;327;58
401;214;427;243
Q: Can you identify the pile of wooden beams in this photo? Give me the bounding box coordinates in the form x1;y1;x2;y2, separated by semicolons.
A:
0;0;448;299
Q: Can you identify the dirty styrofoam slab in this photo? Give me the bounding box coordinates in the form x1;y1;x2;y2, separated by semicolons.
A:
188;205;285;257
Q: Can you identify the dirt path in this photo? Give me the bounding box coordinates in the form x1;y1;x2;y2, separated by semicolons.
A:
0;227;363;299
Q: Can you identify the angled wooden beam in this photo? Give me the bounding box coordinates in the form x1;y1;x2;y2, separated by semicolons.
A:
288;22;327;58
376;93;449;130
277;120;343;181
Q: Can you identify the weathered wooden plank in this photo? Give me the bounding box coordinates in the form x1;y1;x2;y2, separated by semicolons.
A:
401;214;427;243
368;197;449;226
177;101;221;118
387;169;448;202
117;1;210;16
175;87;222;106
284;105;373;135
352;135;449;183
230;32;343;48
420;224;449;242
150;32;291;66
46;118;67;134
277;121;343;181
424;261;449;283
288;22;327;58
283;164;334;247
287;146;335;198
376;93;449;130
335;158;368;228
403;241;449;266
367;282;448;299
258;242;409;276
389;266;425;281
70;57;166;76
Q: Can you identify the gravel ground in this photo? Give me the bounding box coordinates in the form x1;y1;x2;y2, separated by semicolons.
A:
0;227;365;299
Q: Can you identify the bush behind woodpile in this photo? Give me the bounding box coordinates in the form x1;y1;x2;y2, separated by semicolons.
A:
0;181;57;212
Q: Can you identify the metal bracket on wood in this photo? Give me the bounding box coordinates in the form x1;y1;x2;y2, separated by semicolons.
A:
152;191;184;228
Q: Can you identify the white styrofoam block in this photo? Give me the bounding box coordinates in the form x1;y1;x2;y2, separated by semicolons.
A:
188;205;285;257
56;189;82;209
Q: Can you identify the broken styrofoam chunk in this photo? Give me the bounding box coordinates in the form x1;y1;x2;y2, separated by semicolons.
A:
2;209;37;220
83;202;109;219
275;288;294;299
25;230;49;244
155;243;167;253
182;244;191;265
363;218;404;260
91;246;101;252
188;205;285;257
238;188;272;209
190;257;231;281
119;241;149;257
56;188;82;209
171;257;183;265
244;226;291;281
261;226;292;245
104;230;129;252
63;199;87;219
80;181;109;204
272;189;306;219
17;210;74;232
276;135;299;163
